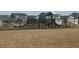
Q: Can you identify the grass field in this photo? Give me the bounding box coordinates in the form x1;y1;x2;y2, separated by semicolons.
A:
0;28;79;48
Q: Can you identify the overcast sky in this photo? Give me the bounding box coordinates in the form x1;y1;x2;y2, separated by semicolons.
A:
0;11;79;15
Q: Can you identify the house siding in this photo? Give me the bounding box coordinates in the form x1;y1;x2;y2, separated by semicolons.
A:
68;16;79;25
55;16;63;25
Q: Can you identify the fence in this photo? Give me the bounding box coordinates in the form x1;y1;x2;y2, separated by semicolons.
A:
0;22;79;30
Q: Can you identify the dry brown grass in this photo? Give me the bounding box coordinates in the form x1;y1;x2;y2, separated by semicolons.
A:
0;28;79;48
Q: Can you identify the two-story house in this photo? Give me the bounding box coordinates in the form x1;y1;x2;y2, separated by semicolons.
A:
10;13;28;27
39;12;54;28
54;14;63;25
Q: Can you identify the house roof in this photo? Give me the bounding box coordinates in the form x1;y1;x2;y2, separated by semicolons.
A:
39;13;48;16
53;14;61;17
39;12;53;16
47;12;53;16
70;12;79;17
11;13;27;16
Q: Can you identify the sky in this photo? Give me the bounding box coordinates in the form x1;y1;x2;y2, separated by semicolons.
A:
0;11;79;15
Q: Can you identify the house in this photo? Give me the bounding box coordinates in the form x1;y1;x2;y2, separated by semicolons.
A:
27;15;39;28
54;14;63;25
10;13;28;27
39;12;48;22
39;12;65;28
27;15;39;24
0;15;14;29
0;15;15;29
61;16;68;24
39;12;54;28
67;12;79;25
67;16;78;25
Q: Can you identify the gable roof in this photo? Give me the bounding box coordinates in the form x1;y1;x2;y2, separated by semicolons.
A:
70;12;79;17
39;13;48;16
11;13;27;16
39;12;53;16
47;12;53;16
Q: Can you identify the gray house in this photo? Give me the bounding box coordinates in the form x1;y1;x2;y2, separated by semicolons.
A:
0;15;14;29
39;12;54;28
10;13;28;27
27;15;39;28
